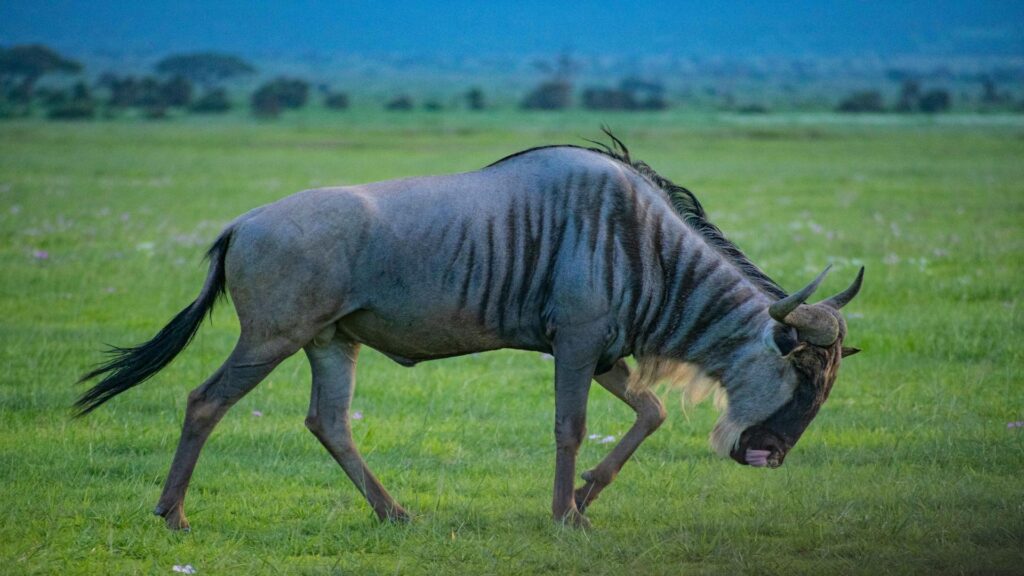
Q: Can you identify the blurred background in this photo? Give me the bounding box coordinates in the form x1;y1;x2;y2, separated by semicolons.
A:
2;1;1023;120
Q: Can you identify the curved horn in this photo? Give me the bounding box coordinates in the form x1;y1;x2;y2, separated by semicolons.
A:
768;265;832;323
821;267;865;310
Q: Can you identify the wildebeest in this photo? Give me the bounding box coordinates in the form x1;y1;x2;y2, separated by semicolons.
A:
77;133;863;530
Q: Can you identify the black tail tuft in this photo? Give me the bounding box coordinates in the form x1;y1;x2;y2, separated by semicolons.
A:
74;230;232;416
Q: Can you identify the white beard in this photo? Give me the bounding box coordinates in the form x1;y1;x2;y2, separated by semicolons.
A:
710;409;746;457
630;355;735;456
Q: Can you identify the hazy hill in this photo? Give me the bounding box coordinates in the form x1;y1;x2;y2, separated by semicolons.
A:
2;1;1022;59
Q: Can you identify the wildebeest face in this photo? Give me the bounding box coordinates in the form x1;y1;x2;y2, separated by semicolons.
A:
727;266;864;468
729;335;855;468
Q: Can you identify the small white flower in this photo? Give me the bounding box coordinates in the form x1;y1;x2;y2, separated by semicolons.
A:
599;435;616;444
251;410;263;417
172;565;197;574
352;410;363;420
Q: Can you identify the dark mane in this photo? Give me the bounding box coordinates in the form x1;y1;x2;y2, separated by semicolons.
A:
487;130;787;299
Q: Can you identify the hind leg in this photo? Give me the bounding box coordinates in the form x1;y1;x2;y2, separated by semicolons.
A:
154;336;296;530
304;337;408;522
574;359;666;513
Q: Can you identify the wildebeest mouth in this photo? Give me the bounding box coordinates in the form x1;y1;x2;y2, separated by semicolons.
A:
731;428;789;468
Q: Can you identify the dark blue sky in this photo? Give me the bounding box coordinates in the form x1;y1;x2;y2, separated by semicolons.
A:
3;1;1022;58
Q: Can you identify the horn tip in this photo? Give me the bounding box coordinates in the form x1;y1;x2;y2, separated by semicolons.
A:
852;266;865;287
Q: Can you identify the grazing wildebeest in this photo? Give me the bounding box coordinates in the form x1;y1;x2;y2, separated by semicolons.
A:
77;133;863;530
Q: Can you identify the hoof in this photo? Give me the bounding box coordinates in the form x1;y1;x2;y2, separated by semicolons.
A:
157;502;191;531
388;509;411;524
574;478;606;513
165;514;191;532
574;484;595;512
555;508;591;530
376;505;411;524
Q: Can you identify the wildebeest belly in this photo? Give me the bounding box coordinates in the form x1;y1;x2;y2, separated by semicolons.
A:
336;308;548;366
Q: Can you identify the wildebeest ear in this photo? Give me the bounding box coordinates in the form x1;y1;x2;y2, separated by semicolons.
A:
841;346;861;358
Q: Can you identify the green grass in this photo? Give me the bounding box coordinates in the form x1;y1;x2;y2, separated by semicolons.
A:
1;111;1022;575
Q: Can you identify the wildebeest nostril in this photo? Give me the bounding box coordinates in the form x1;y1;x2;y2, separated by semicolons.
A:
760;434;789;467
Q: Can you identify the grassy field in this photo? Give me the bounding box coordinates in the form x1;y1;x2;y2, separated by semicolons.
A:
1;111;1022;575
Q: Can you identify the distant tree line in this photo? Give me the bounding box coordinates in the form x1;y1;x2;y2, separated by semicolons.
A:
0;46;490;119
0;44;82;117
3;44;1023;121
516;55;669;111
581;78;668;111
252;77;308;117
518;55;666;111
836;79;961;114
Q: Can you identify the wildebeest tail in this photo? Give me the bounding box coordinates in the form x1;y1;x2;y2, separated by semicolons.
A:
74;229;233;416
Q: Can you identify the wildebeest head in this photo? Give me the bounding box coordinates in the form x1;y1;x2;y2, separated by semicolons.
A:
715;266;864;469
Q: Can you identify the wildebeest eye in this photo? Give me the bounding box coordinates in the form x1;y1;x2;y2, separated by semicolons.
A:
772;324;799;355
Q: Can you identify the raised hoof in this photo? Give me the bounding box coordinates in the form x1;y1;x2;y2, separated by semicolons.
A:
574;480;604;513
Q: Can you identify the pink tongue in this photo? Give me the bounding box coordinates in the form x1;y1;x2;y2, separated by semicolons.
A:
746;449;771;467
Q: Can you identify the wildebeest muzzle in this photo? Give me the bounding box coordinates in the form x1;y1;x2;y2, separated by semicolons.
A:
731;425;793;468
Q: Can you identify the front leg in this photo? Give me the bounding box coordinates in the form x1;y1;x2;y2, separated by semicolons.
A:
551;346;597;528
